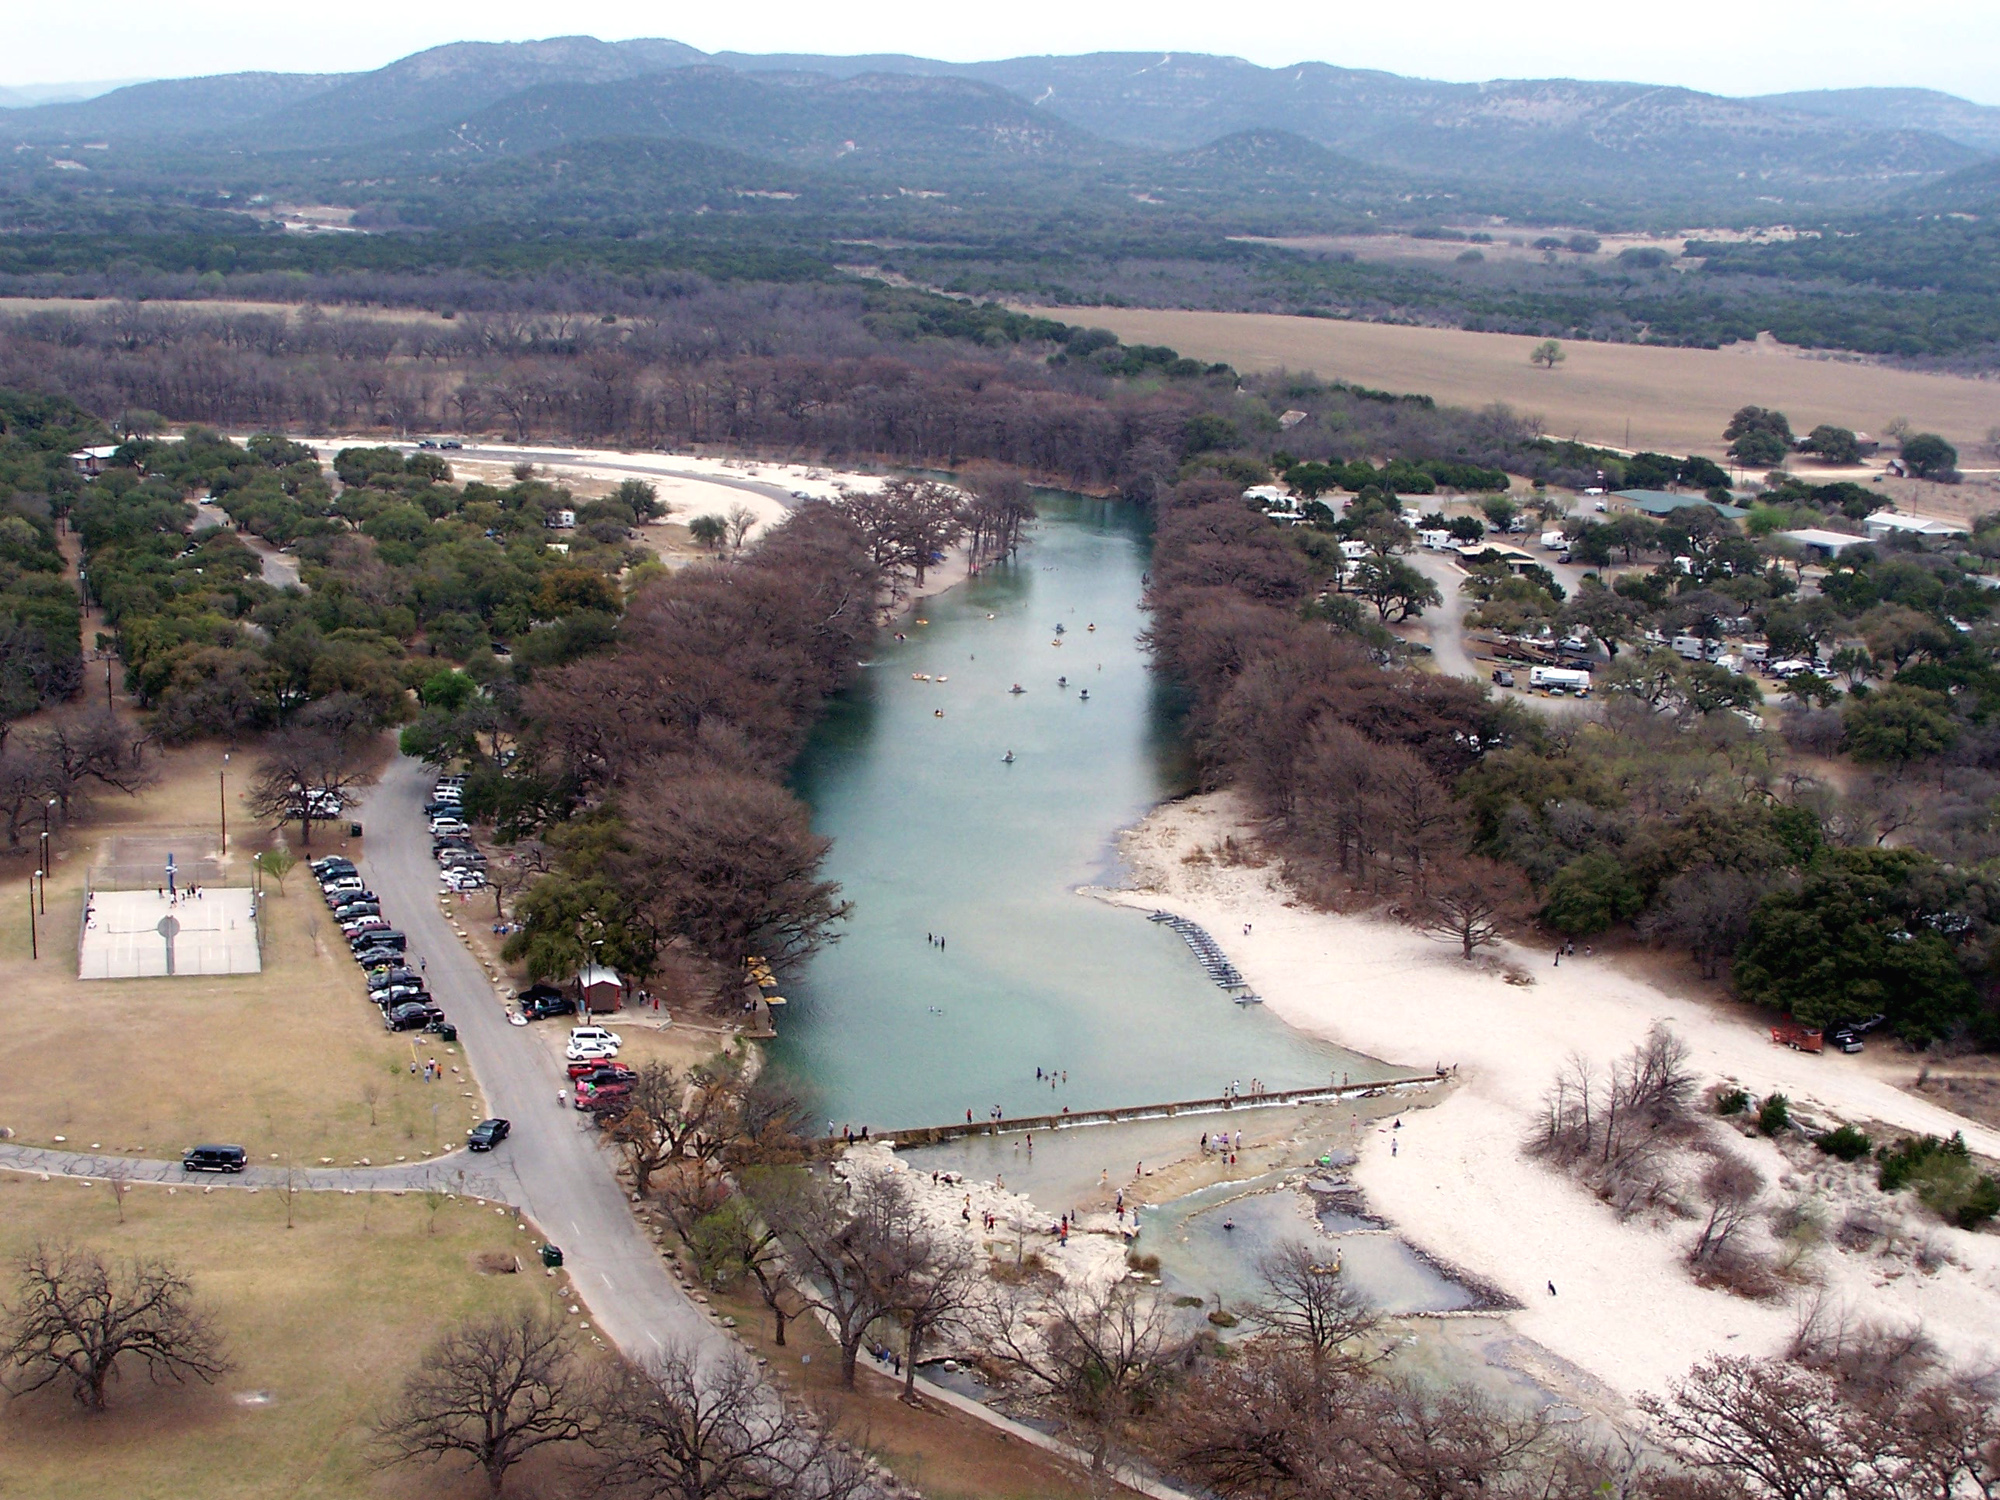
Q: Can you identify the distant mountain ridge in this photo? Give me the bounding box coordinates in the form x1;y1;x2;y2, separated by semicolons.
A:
1;37;1991;214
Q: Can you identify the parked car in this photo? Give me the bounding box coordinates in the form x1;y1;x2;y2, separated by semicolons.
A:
354;947;405;970
376;983;429;1007
367;967;420;992
467;1118;510;1151
384;1002;443;1031
331;901;381;921
577;1064;637;1088
575;1081;631;1110
442;870;486;892
565;1028;621;1061
182;1144;247;1173
321;877;365;898
566;1056;622;1078
347;926;403;950
311;857;355;877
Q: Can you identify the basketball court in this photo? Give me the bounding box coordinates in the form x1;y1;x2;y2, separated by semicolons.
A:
78;889;262;980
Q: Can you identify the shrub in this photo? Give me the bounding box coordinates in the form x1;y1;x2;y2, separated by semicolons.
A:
1877;1132;1999;1228
1815;1125;1872;1161
1716;1088;1750;1116
1757;1094;1791;1136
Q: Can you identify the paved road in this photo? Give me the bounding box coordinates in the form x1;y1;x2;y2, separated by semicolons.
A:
357;754;721;1362
0;1141;505;1196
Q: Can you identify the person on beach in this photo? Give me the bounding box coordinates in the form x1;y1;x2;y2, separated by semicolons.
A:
1548;1281;1558;1297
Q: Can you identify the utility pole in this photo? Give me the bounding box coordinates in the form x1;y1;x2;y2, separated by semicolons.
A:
219;752;230;851
37;831;48;913
28;873;39;961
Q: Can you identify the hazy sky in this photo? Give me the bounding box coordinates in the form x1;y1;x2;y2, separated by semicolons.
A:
10;0;2000;106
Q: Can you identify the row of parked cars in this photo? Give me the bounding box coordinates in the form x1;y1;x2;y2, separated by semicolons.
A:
429;777;487;892
312;854;453;1036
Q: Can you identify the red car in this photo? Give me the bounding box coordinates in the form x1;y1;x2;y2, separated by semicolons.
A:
575;1082;632;1111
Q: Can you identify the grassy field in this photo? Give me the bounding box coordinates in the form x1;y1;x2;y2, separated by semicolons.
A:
0;1176;566;1499
0;748;485;1164
1046;307;2000;466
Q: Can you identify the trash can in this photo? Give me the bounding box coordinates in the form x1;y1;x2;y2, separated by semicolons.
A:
540;1243;564;1269
436;1023;458;1043
349;822;364;837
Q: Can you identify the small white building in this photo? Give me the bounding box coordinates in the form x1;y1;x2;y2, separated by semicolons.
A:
1775;528;1870;560
1865;511;1965;541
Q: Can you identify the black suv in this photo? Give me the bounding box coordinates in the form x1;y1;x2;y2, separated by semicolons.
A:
182;1144;247;1173
367;967;420;992
348;928;405;954
384;1001;443;1032
467;1119;510;1151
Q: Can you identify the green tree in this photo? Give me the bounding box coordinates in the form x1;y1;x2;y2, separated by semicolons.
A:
1842;684;1957;766
1542;851;1642;936
1732;847;1976;1040
1729;429;1789;467
1724;406;1792;444
502;872;656;983
687;514;728;551
1529;340;1565;370
1900;433;1959;480
1803;425;1861;464
1350;555;1442;623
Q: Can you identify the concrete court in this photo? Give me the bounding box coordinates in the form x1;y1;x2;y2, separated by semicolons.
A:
77;888;261;979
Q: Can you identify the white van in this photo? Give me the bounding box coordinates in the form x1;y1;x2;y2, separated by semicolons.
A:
1540;530;1568;550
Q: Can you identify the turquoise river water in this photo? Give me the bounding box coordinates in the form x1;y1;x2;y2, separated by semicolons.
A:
773;496;1390;1130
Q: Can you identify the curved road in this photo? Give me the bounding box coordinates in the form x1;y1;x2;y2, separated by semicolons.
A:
356;753;720;1362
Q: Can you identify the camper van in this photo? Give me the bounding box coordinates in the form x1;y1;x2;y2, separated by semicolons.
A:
1529;666;1592;695
1539;530;1568;550
1672;635;1725;662
1418;529;1453;551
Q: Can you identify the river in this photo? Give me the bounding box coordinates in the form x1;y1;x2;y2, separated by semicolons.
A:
773;495;1390;1131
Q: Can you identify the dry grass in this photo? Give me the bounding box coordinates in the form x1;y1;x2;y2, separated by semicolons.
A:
0;747;484;1163
1039;306;2000;466
0;1175;566;1499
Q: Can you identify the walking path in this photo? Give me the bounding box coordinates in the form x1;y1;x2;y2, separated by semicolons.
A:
0;1140;502;1196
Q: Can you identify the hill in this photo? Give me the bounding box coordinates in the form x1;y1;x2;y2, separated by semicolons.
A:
1756;87;2000;156
0;39;1983;215
0;71;346;140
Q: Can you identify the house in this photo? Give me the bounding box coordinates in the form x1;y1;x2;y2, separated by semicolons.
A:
1457;543;1544;576
68;445;121;477
1774;528;1870;561
570;963;628;1015
1613;489;1748;521
1864;511;1966;541
546;508;577;530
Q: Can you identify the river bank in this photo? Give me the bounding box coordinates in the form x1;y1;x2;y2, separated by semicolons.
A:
1093;789;2000;1405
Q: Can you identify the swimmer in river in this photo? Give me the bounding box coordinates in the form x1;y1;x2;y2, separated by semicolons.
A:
1058;675;1067;687
1003;750;1015;763
1222;1218;1236;1232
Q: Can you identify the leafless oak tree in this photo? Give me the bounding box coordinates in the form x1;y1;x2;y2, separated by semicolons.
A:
374;1309;597;1496
0;1242;230;1411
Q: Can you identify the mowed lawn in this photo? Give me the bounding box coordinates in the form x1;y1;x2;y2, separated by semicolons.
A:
0;1178;569;1499
1044;306;2000;466
0;747;486;1163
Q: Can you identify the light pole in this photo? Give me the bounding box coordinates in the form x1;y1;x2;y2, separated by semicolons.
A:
28;872;40;960
38;831;49;913
219;753;230;851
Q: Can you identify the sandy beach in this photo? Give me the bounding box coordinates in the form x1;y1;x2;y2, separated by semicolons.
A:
1097;791;2000;1406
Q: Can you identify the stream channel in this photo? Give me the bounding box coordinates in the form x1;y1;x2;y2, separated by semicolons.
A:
772;494;1392;1132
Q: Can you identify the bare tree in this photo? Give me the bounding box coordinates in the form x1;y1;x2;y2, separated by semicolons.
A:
756;1169;923;1388
374;1309;597;1496
687;1185;794;1346
840;479;964;587
989;1278;1184;1471
602;1062;737;1205
1690;1154;1765;1265
591;1342;866;1500
1416;858;1527;959
1247;1242;1383;1368
245;725;372;847
725;503;758;552
890;1230;978;1401
1;1242;231;1411
1642;1357;1873;1500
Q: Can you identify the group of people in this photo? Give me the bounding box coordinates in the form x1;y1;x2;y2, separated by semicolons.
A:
410;1056;446;1081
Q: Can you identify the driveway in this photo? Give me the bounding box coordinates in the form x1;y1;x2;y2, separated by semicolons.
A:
354;754;722;1361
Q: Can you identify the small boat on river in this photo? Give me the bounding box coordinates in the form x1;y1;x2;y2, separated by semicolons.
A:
1009;683;1025;694
1003;751;1015;764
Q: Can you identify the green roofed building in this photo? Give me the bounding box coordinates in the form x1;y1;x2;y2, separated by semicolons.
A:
1613;489;1748;521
